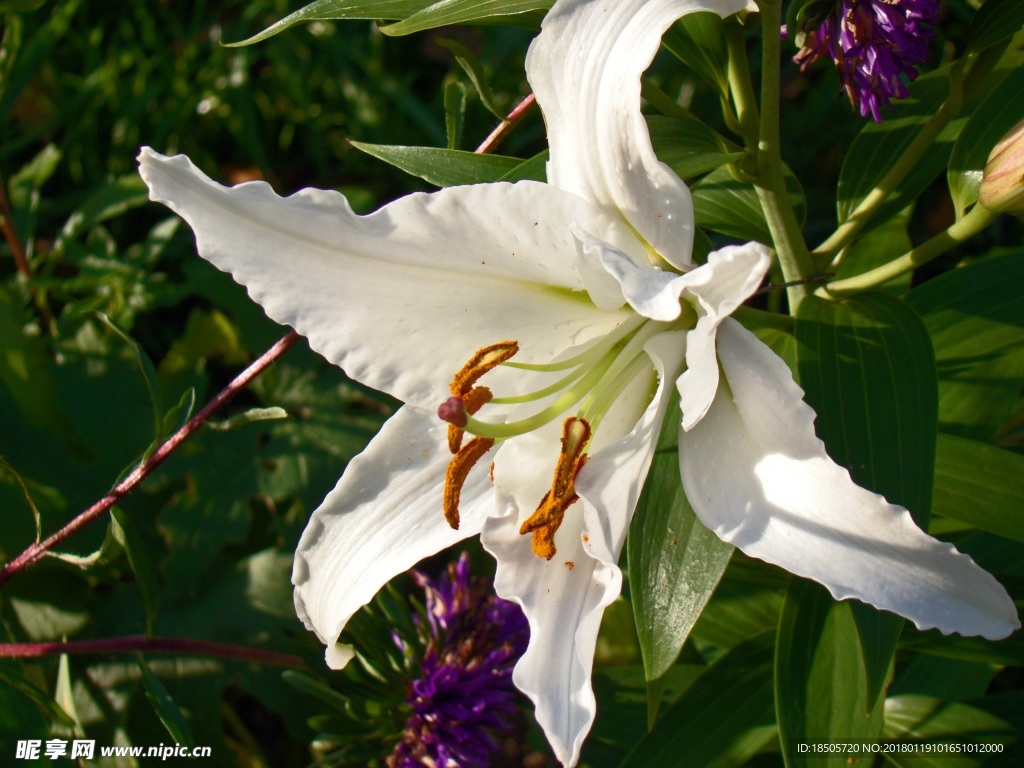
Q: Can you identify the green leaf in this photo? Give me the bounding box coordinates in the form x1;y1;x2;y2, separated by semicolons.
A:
662;12;730;98
227;0;437;46
0;456;42;542
690;555;787;653
629;398;732;725
282;670;353;714
967;0;1024;55
55;653;82;730
380;0;551;36
444;80;466;150
948;67;1024;218
0;284;71;433
648;115;747;180
933;433;1024;542
350;141;523;187
111;507;161;633
54;174;149;256
882;695;1016;766
498;150;547;182
0;666;75;729
902;631;1024;668
795;293;938;708
436;37;504;120
48;516;123;568
206;406;290;432
905;251;1024;442
891;654;999;702
94;312;163;450
831;210;913;295
836;57;1017;228
619;633;777;768
692;164;805;244
776;581;886;768
137;654;194;747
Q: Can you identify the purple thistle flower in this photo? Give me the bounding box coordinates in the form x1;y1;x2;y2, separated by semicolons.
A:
794;0;940;121
388;553;529;768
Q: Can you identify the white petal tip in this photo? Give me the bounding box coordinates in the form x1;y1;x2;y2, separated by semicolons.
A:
326;643;355;670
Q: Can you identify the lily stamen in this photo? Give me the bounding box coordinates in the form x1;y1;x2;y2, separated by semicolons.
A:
519;418;591;559
450;341;519;396
443;436;495;529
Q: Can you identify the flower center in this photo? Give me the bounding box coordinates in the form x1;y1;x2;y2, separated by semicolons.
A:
436;315;667;557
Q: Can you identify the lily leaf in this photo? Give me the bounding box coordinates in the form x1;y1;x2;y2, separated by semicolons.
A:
692;164;805;245
776;581;886;768
349;141;523;186
661;11;730;98
796;293;937;708
380;0;551;36
948;67;1024;218
227;1;436;46
933;433;1024;542
966;0;1024;55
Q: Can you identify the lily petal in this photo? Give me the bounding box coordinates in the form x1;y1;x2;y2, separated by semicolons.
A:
292;406;494;669
139;148;629;410
527;0;749;269
676;243;770;430
482;332;684;767
679;319;1020;640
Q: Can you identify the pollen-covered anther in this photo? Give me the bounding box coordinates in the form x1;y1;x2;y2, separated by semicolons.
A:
447;386;492;454
449;340;518;396
443;436;495;530
518;417;591;559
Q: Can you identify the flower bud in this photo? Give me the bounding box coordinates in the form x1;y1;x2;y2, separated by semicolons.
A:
979;118;1024;217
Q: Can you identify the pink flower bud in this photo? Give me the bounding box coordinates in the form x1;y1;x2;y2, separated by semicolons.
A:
979;118;1024;217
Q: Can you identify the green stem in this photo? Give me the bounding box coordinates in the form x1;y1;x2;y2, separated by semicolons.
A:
812;61;966;263
725;20;760;149
821;204;998;296
754;1;814;312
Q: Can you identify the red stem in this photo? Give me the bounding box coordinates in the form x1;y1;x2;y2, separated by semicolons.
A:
0;635;306;669
475;93;537;155
0;330;301;586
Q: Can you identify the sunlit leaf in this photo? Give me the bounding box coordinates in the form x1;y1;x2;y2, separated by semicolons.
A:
137;654;195;747
350;141;523;186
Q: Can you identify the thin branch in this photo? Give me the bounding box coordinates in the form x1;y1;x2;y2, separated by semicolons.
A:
0;635;306;669
475;93;537;155
0;330;302;586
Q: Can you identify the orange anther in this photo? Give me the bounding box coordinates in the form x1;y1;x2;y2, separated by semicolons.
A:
449;341;518;396
443;436;495;530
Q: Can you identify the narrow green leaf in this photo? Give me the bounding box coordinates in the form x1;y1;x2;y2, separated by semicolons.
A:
933;433;1024;542
902;632;1024;668
692;164;805;244
54;174;149;255
776;581;887;768
227;0;436;46
111;508;161;633
444;80;466;150
629;398;733;725
47;518;123;568
948;67;1024;218
137;654;194;747
661;11;730;98
0;0;47;10
795;293;937;708
161;387;196;436
619;633;776;768
206;406;289;432
436;38;504;120
906;252;1024;442
498;150;547;182
0;666;76;728
94;312;163;448
0;457;42;542
55;653;81;730
690;555;788;653
282;670;352;714
967;0;1024;55
350;141;522;187
381;0;551;37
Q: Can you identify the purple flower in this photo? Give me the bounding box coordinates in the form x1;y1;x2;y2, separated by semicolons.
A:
388;553;529;768
794;0;940;121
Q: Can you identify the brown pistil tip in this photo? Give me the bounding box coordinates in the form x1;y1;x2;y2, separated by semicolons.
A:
438;396;468;427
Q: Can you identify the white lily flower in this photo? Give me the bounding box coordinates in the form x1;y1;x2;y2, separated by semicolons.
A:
138;0;1018;764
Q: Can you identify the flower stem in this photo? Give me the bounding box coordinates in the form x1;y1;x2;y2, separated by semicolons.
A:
0;330;301;587
822;204;998;296
0;635;306;669
754;1;814;312
475;93;536;155
812;61;966;263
